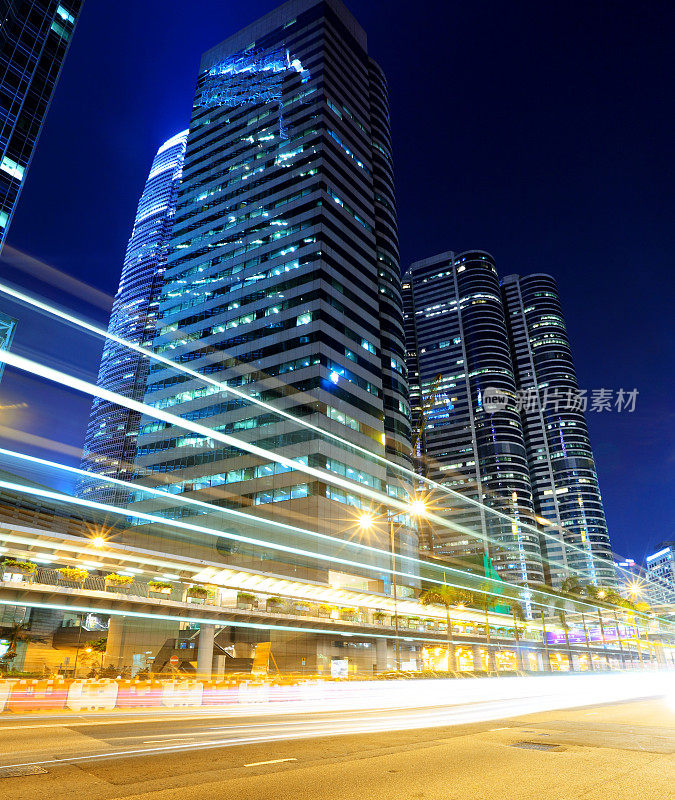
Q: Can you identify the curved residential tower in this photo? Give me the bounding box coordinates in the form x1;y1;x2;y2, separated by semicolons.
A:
501;273;615;586
403;251;544;585
80;130;188;504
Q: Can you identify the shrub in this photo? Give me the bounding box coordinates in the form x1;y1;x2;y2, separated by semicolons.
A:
2;558;37;573
266;596;283;607
187;585;208;598
373;611;387;621
237;592;256;604
105;573;134;586
148;580;173;592
57;567;88;582
318;604;334;613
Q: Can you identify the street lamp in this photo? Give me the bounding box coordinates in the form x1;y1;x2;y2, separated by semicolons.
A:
358;499;427;671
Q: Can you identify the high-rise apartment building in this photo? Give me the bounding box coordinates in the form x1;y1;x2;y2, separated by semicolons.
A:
80;131;188;505
404;251;615;588
131;0;413;591
501;273;614;586
402;251;544;585
0;0;81;249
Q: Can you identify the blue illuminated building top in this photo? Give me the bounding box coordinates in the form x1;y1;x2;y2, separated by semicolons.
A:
198;47;309;109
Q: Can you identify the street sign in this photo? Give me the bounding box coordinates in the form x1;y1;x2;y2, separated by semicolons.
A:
169;655;179;666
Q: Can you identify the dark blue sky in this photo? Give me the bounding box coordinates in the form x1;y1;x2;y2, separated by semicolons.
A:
1;0;673;559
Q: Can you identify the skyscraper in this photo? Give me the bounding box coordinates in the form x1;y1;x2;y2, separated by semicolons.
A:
80;131;188;505
403;251;544;585
0;0;81;249
130;0;414;588
501;273;615;585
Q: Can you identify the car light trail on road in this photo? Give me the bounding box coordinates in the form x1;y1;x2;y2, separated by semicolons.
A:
0;672;670;769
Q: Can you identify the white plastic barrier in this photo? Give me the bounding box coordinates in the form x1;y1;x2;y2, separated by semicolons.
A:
0;680;11;712
238;681;271;703
66;679;119;711
161;679;204;707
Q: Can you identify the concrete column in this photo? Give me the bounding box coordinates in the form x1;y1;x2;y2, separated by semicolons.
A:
375;638;388;672
471;644;483;671
196;624;215;679
105;615;125;672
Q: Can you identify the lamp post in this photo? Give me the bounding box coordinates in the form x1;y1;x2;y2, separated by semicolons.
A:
359;499;427;672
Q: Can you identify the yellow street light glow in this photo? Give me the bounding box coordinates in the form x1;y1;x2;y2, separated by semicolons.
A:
408;499;428;517
358;512;375;530
91;536;106;548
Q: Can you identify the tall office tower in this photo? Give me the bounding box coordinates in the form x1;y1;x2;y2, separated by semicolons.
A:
402;251;544;585
132;0;414;590
80;131;188;505
501;273;615;586
0;1;81;249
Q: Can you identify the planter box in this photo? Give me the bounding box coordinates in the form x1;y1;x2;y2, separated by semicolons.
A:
187;597;205;605
2;571;33;583
150;587;172;596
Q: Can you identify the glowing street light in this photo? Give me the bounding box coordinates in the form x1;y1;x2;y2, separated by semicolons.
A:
358;512;375;531
91;536;106;549
407;499;428;517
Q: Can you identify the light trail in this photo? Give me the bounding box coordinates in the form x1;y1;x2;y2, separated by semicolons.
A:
0;672;669;769
0;279;639;586
0;346;648;597
0;597;449;644
0;247;112;310
2;446;671;624
2;475;665;626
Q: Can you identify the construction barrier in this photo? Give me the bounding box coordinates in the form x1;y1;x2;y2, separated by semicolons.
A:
115;679;164;708
238;680;271;704
6;678;68;712
201;679;239;706
161;679;204;708
0;681;10;712
66;679;118;711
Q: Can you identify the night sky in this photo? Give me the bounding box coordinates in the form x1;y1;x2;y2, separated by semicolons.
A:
1;0;673;561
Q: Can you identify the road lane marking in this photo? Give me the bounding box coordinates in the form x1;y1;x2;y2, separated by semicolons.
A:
244;758;297;767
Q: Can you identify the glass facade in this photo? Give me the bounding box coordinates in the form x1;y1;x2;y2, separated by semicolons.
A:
80;131;189;505
129;0;414;587
501;273;616;586
403;251;544;585
0;0;81;249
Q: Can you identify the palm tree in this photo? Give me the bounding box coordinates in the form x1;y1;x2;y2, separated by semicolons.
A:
465;581;500;673
500;596;526;671
419;585;471;673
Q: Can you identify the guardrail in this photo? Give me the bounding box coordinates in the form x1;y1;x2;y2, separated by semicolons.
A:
3;567;548;643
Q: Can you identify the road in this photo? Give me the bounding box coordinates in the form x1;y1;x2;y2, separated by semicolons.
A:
0;676;672;799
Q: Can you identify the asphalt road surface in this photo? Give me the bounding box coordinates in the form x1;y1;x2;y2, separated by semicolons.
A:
0;679;673;799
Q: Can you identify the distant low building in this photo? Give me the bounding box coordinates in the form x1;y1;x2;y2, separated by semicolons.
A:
646;543;675;593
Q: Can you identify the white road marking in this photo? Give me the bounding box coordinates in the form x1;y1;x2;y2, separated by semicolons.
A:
244;758;297;767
